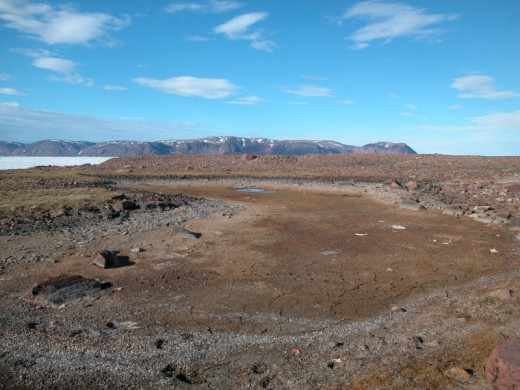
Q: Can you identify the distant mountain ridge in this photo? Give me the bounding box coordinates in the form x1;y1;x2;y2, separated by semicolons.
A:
0;137;416;157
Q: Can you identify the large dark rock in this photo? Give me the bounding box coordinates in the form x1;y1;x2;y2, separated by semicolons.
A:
30;275;110;306
93;250;132;268
485;338;520;389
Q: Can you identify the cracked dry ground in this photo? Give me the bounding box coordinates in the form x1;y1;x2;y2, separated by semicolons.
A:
1;183;519;389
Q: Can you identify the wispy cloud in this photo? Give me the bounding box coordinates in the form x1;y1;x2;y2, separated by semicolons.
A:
404;103;417;110
0;73;11;81
133;76;239;99
469;110;520;131
33;56;76;73
283;85;333;97
451;74;519;99
214;12;276;51
337;99;354;105
20;51;93;86
0;87;25;96
411;110;520;133
0;1;130;45
0;102;207;142
101;85;127;91
225;95;261;105
164;1;241;14
340;1;457;49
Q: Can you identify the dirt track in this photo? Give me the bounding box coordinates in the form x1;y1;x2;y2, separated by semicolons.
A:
0;155;519;389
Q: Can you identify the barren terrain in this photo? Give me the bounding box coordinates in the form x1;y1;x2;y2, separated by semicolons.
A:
0;154;519;389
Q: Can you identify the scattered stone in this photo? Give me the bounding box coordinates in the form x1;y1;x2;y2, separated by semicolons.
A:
391;306;406;313
485;338;520;389
489;288;513;300
111;194;126;201
242;152;256;161
321;251;338;256
131;247;144;253
155;339;165;349
172;226;202;239
445;367;473;380
114;200;139;211
390;180;405;190
406;180;418;190
93;250;132;269
161;364;206;384
506;184;520;193
410;336;424;349
490;249;499;253
30;275;109;307
355;233;368;236
400;199;425;211
391;225;406;230
442;206;464;217
106;320;141;330
474;205;492;213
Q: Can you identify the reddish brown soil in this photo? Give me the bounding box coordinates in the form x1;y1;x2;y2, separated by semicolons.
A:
1;155;519;389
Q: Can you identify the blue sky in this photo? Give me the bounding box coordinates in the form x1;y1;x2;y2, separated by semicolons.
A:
0;0;519;155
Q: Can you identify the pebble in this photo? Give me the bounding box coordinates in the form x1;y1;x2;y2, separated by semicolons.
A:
321;251;338;256
446;367;472;380
489;288;513;299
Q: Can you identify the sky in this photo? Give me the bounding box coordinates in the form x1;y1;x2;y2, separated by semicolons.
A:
0;0;519;155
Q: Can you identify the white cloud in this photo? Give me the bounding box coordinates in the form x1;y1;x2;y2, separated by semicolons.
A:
0;73;11;81
186;35;211;42
288;102;309;105
401;112;413;117
164;1;241;14
214;12;276;51
33;56;76;73
337;99;354;105
0;102;206;142
469;110;520;131
411;110;520;133
250;39;277;52
283;85;333;97
0;0;130;45
0;87;25;96
133;76;239;99
30;55;93;86
225;95;260;105
164;3;203;13
101;85;127;91
449;104;463;110
341;1;457;49
451;74;519;99
404;103;417;110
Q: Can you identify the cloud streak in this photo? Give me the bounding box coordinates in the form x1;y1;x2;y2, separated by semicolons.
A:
0;87;25;96
0;0;130;45
283;85;333;97
133;76;239;99
0;102;206;143
341;1;457;49
164;1;241;14
225;96;260;105
451;74;519;99
214;12;276;51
